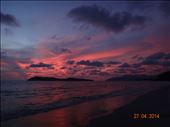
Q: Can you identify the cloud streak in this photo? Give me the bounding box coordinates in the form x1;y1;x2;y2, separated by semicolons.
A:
141;52;170;66
77;60;104;67
119;63;131;68
29;62;54;69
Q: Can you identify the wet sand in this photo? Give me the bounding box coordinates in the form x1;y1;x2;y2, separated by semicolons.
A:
88;85;170;127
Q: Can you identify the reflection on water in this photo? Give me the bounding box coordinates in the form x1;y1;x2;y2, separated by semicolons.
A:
2;94;140;127
1;81;169;127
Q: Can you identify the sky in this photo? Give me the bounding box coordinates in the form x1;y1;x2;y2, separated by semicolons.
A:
1;0;170;80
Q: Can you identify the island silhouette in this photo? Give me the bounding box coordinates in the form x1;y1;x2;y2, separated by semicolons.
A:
28;76;93;81
28;71;169;81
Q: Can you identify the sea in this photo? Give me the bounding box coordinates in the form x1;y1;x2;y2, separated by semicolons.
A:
1;80;169;127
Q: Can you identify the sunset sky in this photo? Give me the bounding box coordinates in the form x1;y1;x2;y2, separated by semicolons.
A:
1;1;170;80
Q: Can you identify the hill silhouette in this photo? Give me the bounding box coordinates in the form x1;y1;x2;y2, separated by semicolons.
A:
156;71;170;81
106;71;170;81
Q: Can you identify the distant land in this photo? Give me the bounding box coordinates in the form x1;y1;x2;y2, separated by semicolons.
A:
155;71;170;81
28;71;170;81
28;76;93;81
106;71;170;81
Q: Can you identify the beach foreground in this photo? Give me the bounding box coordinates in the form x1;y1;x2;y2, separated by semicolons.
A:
1;82;170;127
88;85;170;127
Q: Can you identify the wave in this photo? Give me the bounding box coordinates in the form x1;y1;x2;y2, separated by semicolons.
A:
1;88;145;121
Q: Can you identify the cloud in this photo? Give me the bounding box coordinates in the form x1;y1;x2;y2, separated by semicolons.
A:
115;52;170;76
68;5;148;32
77;60;104;67
60;48;72;53
141;52;170;65
106;61;121;65
131;63;142;68
1;51;28;80
29;62;54;69
1;12;20;27
132;55;144;61
119;63;131;68
90;69;110;76
115;68;127;74
1;49;32;64
67;60;75;64
76;60;121;68
129;52;170;69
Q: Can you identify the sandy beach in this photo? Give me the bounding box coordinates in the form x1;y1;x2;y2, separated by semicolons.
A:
88;85;170;127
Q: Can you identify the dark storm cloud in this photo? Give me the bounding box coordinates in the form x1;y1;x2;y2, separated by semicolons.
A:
141;52;170;65
1;12;20;27
29;62;54;69
68;5;148;32
77;60;104;67
119;63;131;68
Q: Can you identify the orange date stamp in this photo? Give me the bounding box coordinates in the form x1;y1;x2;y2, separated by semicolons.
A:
133;113;160;119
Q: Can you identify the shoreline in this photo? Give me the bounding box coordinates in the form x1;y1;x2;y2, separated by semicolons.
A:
1;87;145;122
1;84;170;127
88;85;170;127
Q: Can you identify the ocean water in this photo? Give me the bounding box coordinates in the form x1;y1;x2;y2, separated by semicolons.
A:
1;80;169;125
